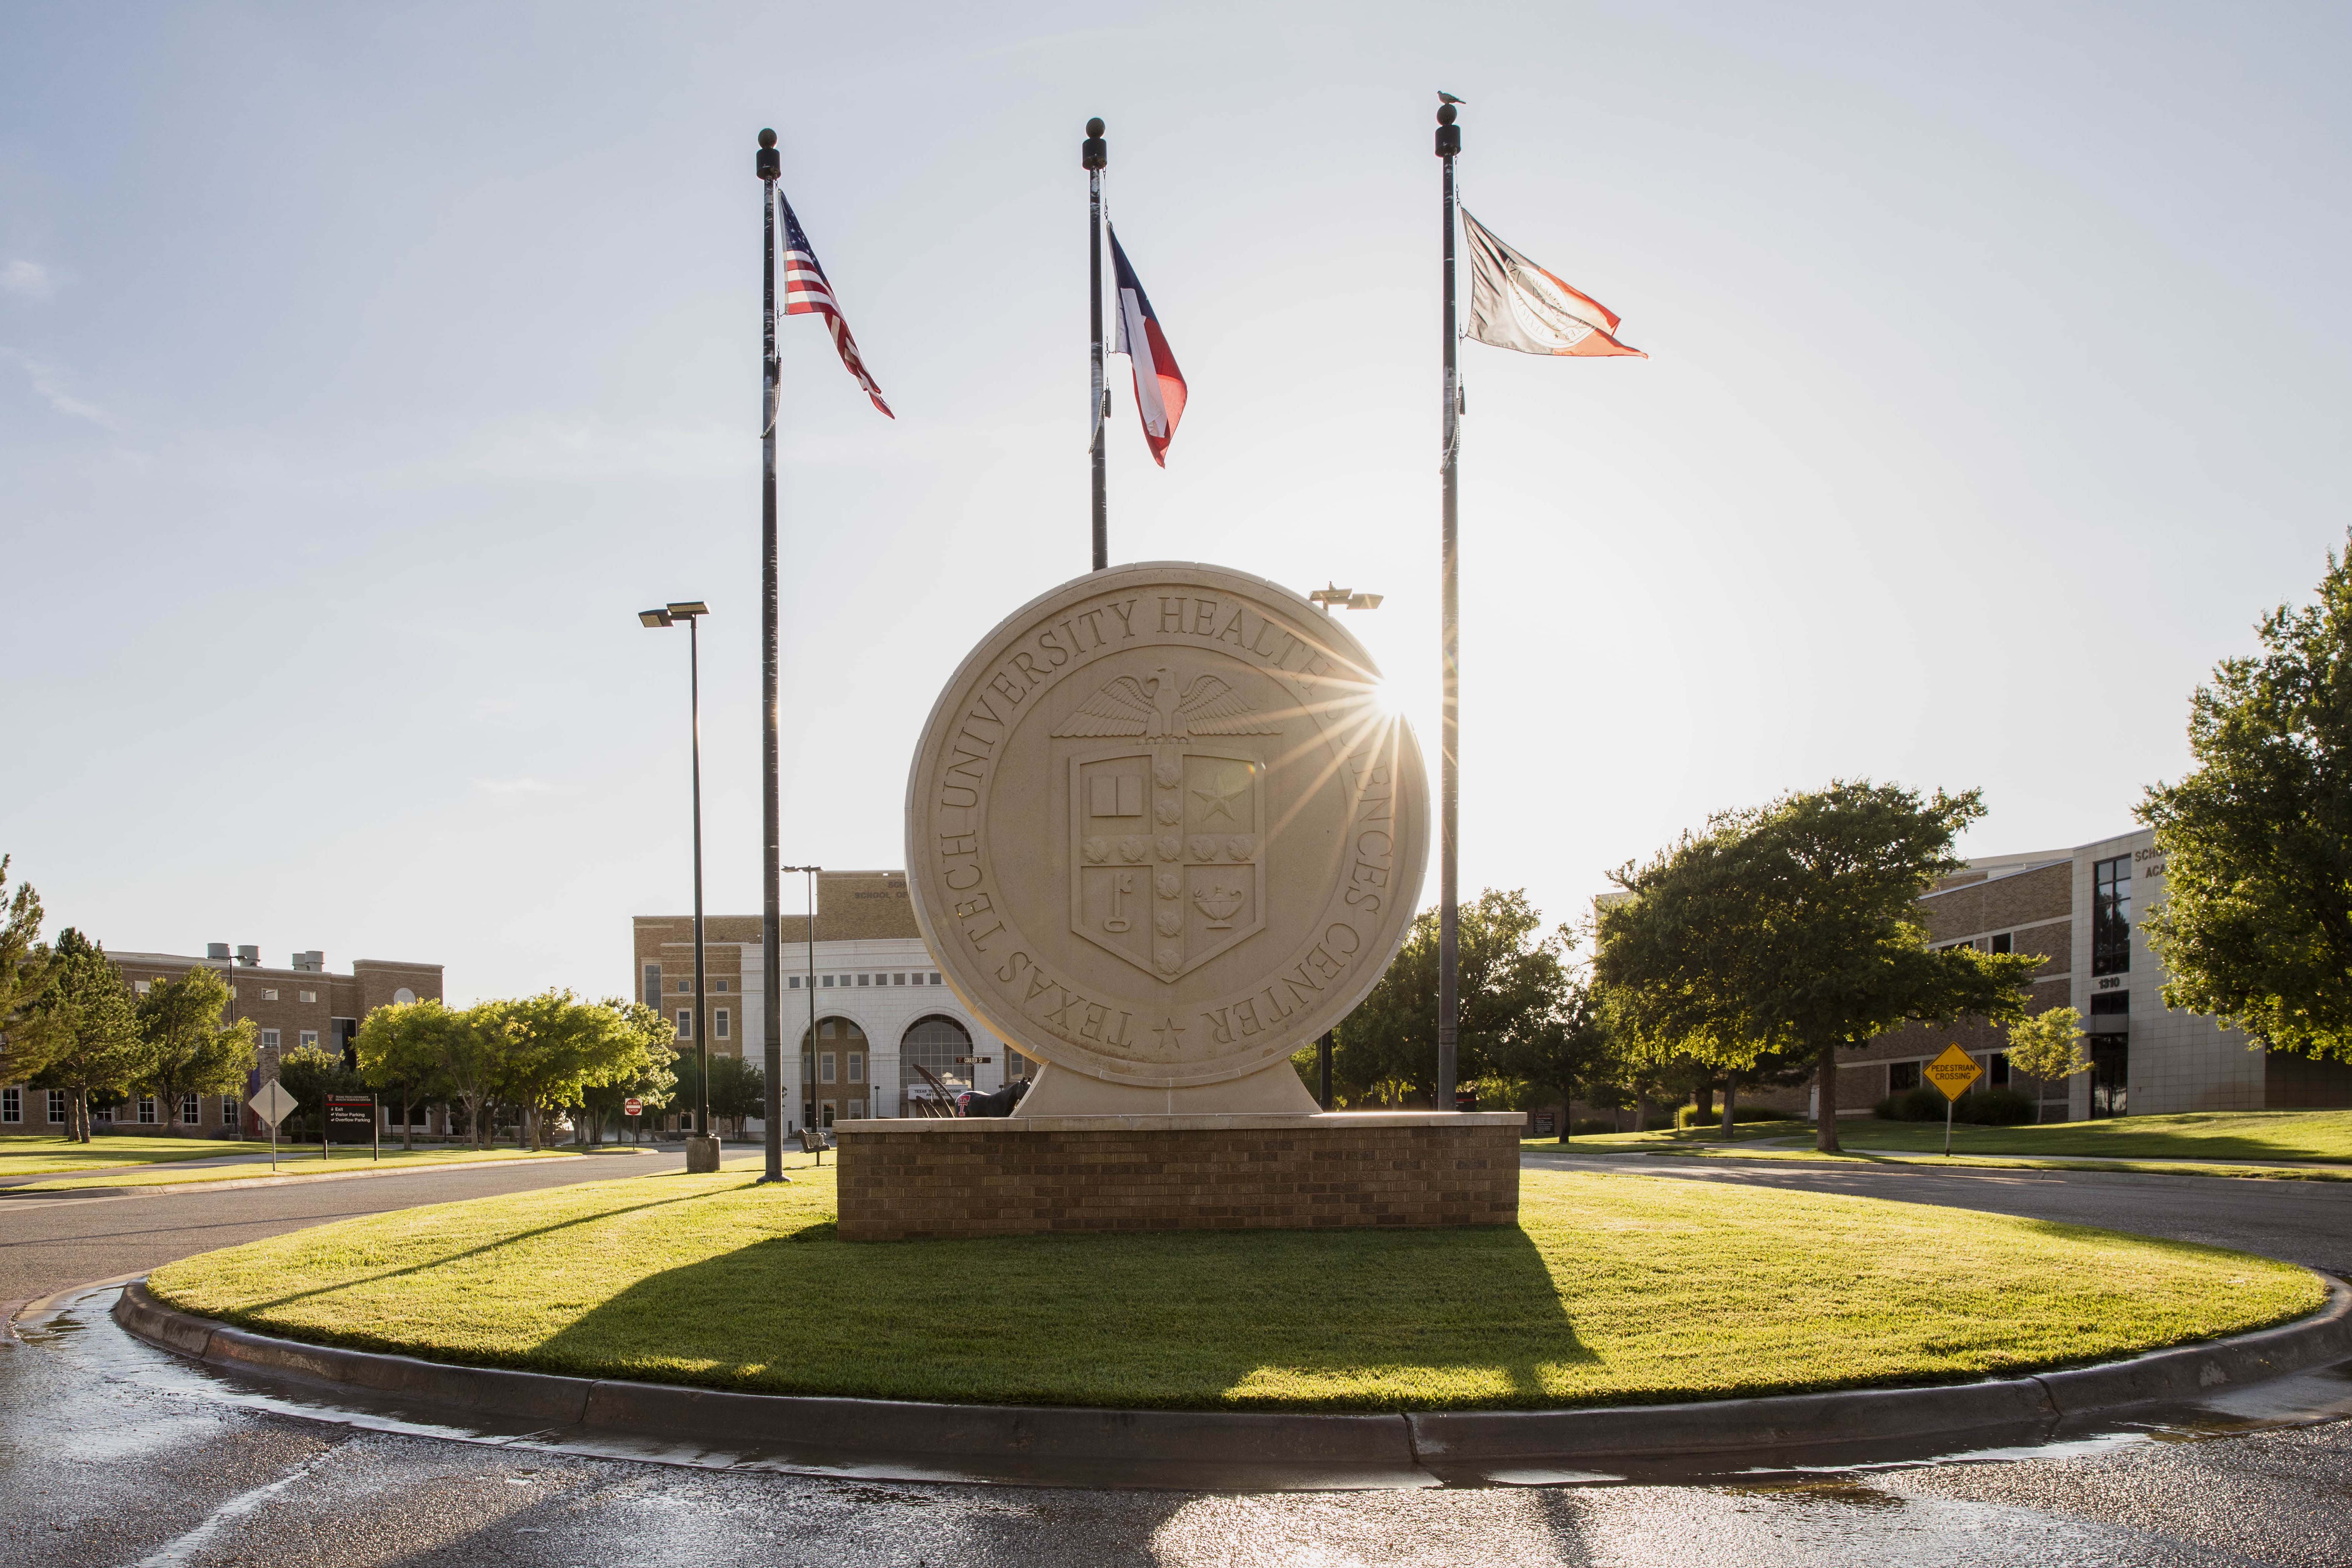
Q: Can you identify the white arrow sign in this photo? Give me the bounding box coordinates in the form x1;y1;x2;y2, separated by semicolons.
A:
248;1080;298;1130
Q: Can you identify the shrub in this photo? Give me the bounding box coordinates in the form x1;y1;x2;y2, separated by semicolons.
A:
1959;1087;2036;1125
1674;1103;1801;1130
1574;1118;1619;1136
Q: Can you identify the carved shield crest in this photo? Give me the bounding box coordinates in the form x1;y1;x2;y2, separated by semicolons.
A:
1071;745;1265;980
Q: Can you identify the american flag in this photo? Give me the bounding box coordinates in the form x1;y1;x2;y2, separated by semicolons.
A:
778;192;893;419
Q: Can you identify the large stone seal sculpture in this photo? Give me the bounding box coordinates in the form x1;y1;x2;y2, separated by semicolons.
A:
905;562;1430;1115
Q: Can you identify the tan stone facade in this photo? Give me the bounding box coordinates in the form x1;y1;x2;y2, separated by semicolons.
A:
835;1115;1523;1240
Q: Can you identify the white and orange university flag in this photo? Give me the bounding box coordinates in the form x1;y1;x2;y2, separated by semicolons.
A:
1460;208;1645;359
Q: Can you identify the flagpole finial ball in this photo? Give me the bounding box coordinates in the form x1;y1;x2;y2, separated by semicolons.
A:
1082;118;1107;172
758;128;777;149
1087;118;1104;137
1436;104;1456;125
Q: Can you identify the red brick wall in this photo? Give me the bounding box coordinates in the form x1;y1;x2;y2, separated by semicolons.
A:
837;1121;1522;1240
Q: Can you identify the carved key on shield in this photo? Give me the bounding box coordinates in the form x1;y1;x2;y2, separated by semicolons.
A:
1104;871;1137;933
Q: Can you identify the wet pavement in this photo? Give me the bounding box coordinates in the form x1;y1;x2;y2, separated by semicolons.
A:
9;1150;2352;1563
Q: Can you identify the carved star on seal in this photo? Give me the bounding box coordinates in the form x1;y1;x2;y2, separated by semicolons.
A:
1192;769;1249;822
1151;1016;1187;1051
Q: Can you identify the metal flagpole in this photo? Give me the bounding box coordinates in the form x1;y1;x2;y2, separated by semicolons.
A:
689;611;711;1147
756;128;788;1184
1435;101;1462;1115
1084;116;1108;571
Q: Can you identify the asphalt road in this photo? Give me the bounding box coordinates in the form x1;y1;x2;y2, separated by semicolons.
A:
0;1147;696;1303
9;1149;2352;1565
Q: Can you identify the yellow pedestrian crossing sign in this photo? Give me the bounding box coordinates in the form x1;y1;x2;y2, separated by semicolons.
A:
1925;1043;1983;1101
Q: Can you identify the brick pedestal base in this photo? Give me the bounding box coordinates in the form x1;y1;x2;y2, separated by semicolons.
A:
834;1112;1524;1241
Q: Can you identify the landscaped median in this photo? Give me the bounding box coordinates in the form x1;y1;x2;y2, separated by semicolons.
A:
143;1166;2324;1412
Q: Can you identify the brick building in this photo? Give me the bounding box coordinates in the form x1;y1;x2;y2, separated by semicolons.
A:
632;870;1020;1133
0;946;443;1136
1833;827;2352;1119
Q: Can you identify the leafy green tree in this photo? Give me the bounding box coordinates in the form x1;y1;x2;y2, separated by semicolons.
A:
1598;782;2039;1152
500;991;672;1149
353;999;464;1150
1491;966;1620;1142
27;930;145;1142
0;856;54;1088
2138;541;2352;1062
276;1043;364;1142
2004;1006;2089;1121
706;1054;767;1139
136;965;258;1133
1336;889;1571;1108
442;1003;519;1147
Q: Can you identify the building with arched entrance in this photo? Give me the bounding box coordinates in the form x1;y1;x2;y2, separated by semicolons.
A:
633;870;1023;1133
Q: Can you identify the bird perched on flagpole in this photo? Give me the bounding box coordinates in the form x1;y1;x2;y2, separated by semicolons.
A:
1438;91;1465;105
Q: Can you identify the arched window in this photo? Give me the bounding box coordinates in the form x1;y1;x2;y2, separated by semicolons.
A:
800;1017;866;1131
901;1015;973;1114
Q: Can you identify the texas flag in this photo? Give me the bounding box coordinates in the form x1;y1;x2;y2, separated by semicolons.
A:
1109;224;1188;466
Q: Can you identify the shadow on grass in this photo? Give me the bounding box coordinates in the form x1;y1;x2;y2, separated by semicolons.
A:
534;1217;1586;1411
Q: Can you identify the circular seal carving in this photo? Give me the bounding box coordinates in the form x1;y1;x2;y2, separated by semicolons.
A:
906;562;1430;1088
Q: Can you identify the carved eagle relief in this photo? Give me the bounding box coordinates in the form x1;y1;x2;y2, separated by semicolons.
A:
1050;665;1281;739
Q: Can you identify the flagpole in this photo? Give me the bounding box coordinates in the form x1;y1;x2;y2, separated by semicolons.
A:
1435;101;1461;1115
756;128;788;1184
1084;116;1108;572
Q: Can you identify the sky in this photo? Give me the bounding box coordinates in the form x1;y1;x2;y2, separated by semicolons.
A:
3;2;2348;1006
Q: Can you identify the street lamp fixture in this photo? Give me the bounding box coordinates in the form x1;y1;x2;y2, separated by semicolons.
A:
640;599;720;1172
1307;580;1383;1109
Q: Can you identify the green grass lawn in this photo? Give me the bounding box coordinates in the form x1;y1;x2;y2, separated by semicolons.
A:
1555;1109;2352;1164
145;1166;2323;1412
14;1146;612;1190
0;1135;289;1179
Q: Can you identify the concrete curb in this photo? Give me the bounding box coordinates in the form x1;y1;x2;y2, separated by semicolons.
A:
111;1275;2352;1488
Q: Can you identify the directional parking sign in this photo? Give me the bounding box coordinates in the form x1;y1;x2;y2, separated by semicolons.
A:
1925;1044;1984;1101
248;1079;297;1129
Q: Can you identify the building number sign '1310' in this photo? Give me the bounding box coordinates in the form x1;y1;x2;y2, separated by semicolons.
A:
903;562;1431;1093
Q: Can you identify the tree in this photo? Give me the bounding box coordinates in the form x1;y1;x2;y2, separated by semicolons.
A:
1491;964;1620;1143
353;999;463;1150
1598;782;2040;1152
2004;1006;2090;1122
277;1043;362;1142
500;992;672;1149
579;1005;677;1146
443;1003;519;1148
1335;889;1571;1108
0;856;54;1088
706;1054;766;1139
2139;540;2352;1062
27;930;145;1142
136;965;258;1133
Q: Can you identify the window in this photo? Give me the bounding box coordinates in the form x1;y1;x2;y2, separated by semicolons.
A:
0;1088;18;1124
929;972;941;985
2093;856;2132;976
1990;1052;2010;1086
715;979;729;993
644;964;661;1006
677;978;691;992
676;1009;693;1039
181;1093;199;1124
299;1030;318;1049
821;1052;838;1084
262;988;279;1001
47;1090;65;1124
857;974;870;986
1990;932;2011;954
821;1101;836;1128
848;1099;866;1119
715;1009;731;1040
220;1095;237;1124
823;975;835;988
789;975;801;989
1888;1062;1922;1093
901;1014;975;1112
134;980;151;995
260;1028;280;1050
300;990;316;1003
893;973;906;985
138;1096;158;1125
849;1052;865;1084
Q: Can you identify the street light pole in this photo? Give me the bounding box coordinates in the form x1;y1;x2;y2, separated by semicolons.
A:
638;601;714;1158
784;865;821;1139
1306;582;1384;1113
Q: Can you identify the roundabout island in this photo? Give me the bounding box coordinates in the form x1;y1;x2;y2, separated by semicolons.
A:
122;1162;2341;1487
